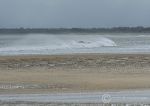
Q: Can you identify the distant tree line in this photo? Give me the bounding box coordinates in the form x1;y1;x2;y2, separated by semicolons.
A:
0;27;150;34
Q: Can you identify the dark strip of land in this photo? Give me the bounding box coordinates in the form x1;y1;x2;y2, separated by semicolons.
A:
0;27;150;34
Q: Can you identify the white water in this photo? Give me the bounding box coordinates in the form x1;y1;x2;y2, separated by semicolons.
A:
0;34;150;55
0;34;117;55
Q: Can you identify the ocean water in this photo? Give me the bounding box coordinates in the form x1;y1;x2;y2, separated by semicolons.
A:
0;33;150;55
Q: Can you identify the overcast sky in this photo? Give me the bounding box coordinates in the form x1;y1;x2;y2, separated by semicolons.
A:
0;0;150;28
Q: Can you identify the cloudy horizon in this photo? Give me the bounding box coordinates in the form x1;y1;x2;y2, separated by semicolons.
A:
0;0;150;28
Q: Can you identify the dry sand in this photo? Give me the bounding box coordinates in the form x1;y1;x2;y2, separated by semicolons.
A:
0;53;150;94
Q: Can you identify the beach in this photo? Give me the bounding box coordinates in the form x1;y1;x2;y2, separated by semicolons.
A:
0;53;150;94
1;0;150;105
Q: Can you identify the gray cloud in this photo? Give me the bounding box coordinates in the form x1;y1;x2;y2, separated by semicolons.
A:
0;0;150;28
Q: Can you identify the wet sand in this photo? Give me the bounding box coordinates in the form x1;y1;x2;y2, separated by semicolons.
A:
0;54;150;94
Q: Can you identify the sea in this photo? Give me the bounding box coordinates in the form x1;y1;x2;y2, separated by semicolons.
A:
0;33;150;55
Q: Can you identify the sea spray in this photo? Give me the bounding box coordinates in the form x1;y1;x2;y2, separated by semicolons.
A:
0;34;117;53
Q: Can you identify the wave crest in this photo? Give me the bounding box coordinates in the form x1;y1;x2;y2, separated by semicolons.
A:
59;37;117;49
0;36;117;53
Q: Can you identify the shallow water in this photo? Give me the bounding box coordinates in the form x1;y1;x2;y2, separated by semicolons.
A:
0;33;150;55
0;103;149;106
1;90;150;104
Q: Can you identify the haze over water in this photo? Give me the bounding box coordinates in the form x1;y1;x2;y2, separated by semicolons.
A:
0;33;150;55
0;0;150;55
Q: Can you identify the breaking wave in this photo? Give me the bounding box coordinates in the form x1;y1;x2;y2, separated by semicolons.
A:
0;35;117;54
0;36;117;53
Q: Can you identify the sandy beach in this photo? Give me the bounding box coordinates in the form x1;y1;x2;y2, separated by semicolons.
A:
0;53;150;94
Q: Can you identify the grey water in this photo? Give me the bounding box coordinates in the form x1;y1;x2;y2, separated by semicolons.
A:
0;33;150;55
1;90;150;105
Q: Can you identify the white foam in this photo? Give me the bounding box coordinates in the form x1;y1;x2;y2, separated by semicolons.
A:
0;35;117;53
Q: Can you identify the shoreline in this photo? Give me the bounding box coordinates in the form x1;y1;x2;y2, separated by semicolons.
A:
0;53;148;60
1;90;150;104
1;52;150;57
